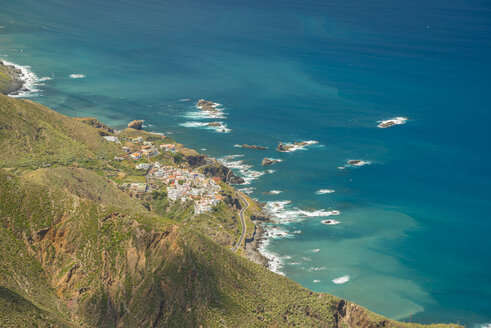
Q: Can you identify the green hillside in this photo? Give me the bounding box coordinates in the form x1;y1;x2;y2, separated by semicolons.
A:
0;94;461;327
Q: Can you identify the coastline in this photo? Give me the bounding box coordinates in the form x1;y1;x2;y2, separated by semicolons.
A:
1;57;274;269
244;217;270;267
0;59;43;97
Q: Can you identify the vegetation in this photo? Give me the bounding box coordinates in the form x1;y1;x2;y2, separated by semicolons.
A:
0;94;461;327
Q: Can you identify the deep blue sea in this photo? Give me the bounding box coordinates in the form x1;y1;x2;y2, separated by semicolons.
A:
1;0;490;325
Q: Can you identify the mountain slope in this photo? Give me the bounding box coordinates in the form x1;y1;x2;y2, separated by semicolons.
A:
0;95;119;167
0;94;461;327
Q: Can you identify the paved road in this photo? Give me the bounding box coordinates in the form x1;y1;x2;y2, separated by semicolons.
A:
233;194;249;253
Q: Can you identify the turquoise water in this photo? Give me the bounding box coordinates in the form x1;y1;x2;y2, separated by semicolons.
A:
1;0;490;325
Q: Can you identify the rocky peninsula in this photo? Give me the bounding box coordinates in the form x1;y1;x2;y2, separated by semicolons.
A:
0;60;25;95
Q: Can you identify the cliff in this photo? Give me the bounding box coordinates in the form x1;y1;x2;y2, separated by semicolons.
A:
0;60;25;95
0;94;461;328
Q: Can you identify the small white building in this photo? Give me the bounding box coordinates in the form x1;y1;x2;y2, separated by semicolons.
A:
136;163;151;170
103;136;121;144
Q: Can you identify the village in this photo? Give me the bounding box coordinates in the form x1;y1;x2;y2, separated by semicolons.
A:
105;134;222;215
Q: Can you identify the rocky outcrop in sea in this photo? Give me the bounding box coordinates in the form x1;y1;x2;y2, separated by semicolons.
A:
276;141;312;152
241;144;268;150
128;120;144;130
261;158;280;166
197;99;220;112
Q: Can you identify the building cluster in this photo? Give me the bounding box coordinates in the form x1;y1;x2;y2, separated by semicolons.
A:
109;135;221;214
112;136;176;161
148;163;222;214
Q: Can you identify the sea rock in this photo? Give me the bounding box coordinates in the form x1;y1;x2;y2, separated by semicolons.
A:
241;144;268;150
128;120;144;130
276;141;312;152
207;122;222;127
378;121;396;128
276;142;293;152
347;160;362;165
197;99;219;112
261;158;280;166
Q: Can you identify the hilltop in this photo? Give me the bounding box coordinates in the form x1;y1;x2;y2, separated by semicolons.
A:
0;94;461;327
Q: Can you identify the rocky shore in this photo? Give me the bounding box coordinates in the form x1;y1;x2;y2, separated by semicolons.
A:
0;60;26;95
244;215;271;266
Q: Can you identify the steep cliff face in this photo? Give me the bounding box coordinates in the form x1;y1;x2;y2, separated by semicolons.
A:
74;117;115;136
202;162;245;184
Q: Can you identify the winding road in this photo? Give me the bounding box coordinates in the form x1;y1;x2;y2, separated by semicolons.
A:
233;194;249;253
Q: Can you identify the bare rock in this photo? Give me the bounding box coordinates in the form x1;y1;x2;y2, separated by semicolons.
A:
128;120;144;130
261;158;280;166
241;144;268;150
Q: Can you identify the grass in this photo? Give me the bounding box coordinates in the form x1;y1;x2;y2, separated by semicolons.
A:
0;95;463;328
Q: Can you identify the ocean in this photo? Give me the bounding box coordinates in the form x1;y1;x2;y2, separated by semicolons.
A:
1;0;490;325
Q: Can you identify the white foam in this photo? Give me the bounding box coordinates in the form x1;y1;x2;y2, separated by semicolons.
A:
332;275;350;284
259;199;342;276
345;160;371;168
179;98;191;101
310;249;321;253
377;117;408;128
184;110;226;119
191;101;227;119
316;189;335;194
218;155;269;184
297;209;340;217
279;140;319;152
1;59;43;97
69;74;85;79
257;229;291;275
264;200;341;224
38;76;52;82
179;121;231;133
309;267;328;271
476;324;491;328
266;190;283;195
239;187;256;195
321;219;341;225
313;280;321;283
291;230;302;234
